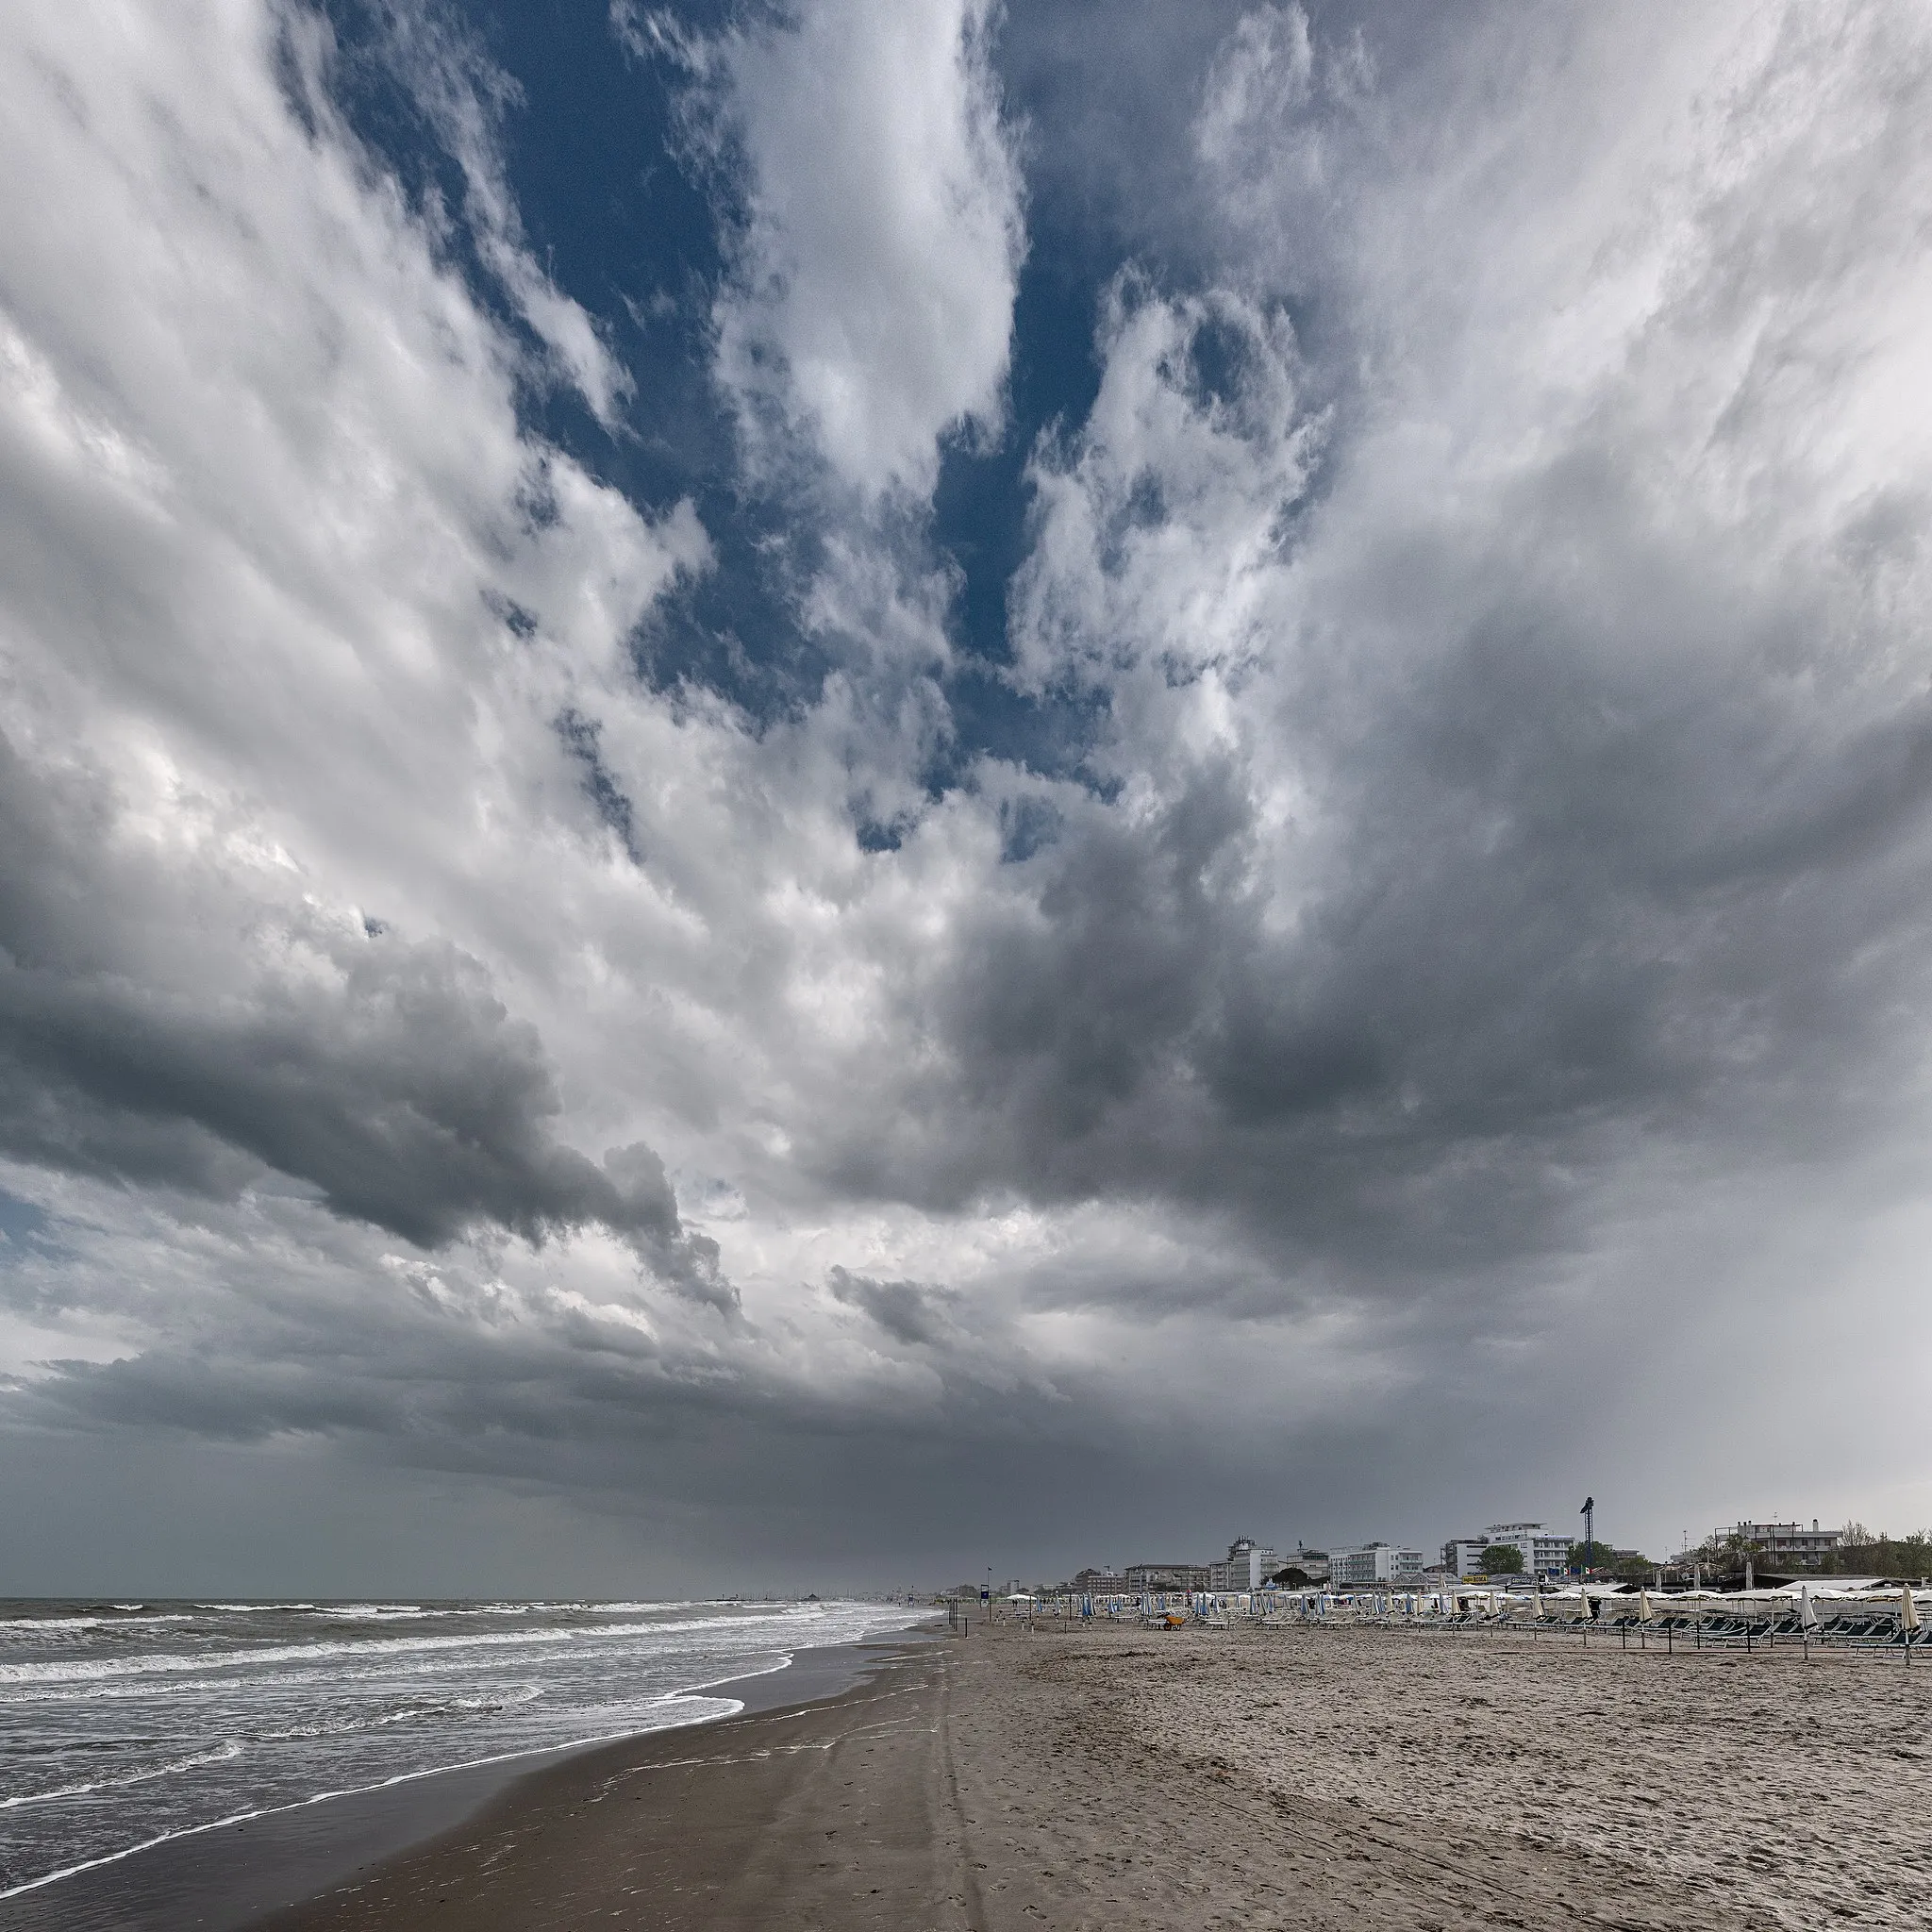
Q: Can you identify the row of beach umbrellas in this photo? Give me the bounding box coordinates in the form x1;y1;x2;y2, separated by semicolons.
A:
1058;1583;1927;1628
1272;1583;1927;1628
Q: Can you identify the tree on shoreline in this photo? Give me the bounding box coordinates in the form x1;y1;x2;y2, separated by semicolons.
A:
1824;1526;1932;1577
1568;1541;1653;1579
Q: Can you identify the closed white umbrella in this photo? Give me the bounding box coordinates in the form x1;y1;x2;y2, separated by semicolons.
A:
1798;1586;1819;1632
1637;1588;1654;1623
1904;1586;1922;1635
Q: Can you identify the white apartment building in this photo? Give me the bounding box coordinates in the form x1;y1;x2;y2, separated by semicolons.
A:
1207;1537;1281;1591
1720;1521;1840;1565
1329;1541;1426;1587
1444;1522;1571;1579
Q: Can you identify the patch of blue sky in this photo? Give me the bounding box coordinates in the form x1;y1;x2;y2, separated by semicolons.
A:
315;1;1132;797
929;243;1113;784
0;1192;51;1253
316;3;860;724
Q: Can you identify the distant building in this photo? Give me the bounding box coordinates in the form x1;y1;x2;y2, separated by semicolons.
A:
1208;1537;1281;1591
1721;1521;1840;1565
1329;1542;1426;1587
1068;1568;1134;1593
1444;1523;1571;1578
1124;1561;1210;1591
1264;1546;1329;1583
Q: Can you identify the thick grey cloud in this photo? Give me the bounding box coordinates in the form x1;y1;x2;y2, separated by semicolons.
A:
792;243;1932;1307
0;647;729;1308
0;918;730;1308
4;0;1932;1589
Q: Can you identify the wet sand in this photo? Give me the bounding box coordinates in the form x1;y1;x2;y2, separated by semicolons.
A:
258;1641;966;1931
244;1616;1932;1930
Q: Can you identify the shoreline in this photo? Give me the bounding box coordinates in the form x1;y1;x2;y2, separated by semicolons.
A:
3;1624;938;1932
258;1636;955;1931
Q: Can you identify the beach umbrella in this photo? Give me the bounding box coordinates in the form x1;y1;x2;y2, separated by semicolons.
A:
1798;1586;1819;1631
1532;1590;1545;1620
1905;1586;1922;1635
1637;1589;1653;1623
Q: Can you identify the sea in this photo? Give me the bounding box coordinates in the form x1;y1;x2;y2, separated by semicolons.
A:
0;1595;924;1903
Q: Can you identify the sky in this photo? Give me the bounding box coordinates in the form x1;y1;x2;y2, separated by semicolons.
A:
3;0;1931;1597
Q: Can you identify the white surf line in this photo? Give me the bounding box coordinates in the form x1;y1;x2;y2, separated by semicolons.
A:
667;1649;797;1697
0;1613;200;1631
0;1701;744;1902
0;1741;243;1810
619;1617;931;1709
0;1607;826;1685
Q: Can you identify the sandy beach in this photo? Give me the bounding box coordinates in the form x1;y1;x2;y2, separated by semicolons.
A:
233;1616;1932;1930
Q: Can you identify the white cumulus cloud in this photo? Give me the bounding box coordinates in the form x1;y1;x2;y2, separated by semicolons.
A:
708;0;1025;498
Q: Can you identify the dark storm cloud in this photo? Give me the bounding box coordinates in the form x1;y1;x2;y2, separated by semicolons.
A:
12;1244;1007;1466
794;214;1932;1301
928;648;1932;1285
827;1265;963;1345
0;940;735;1311
0;728;731;1310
